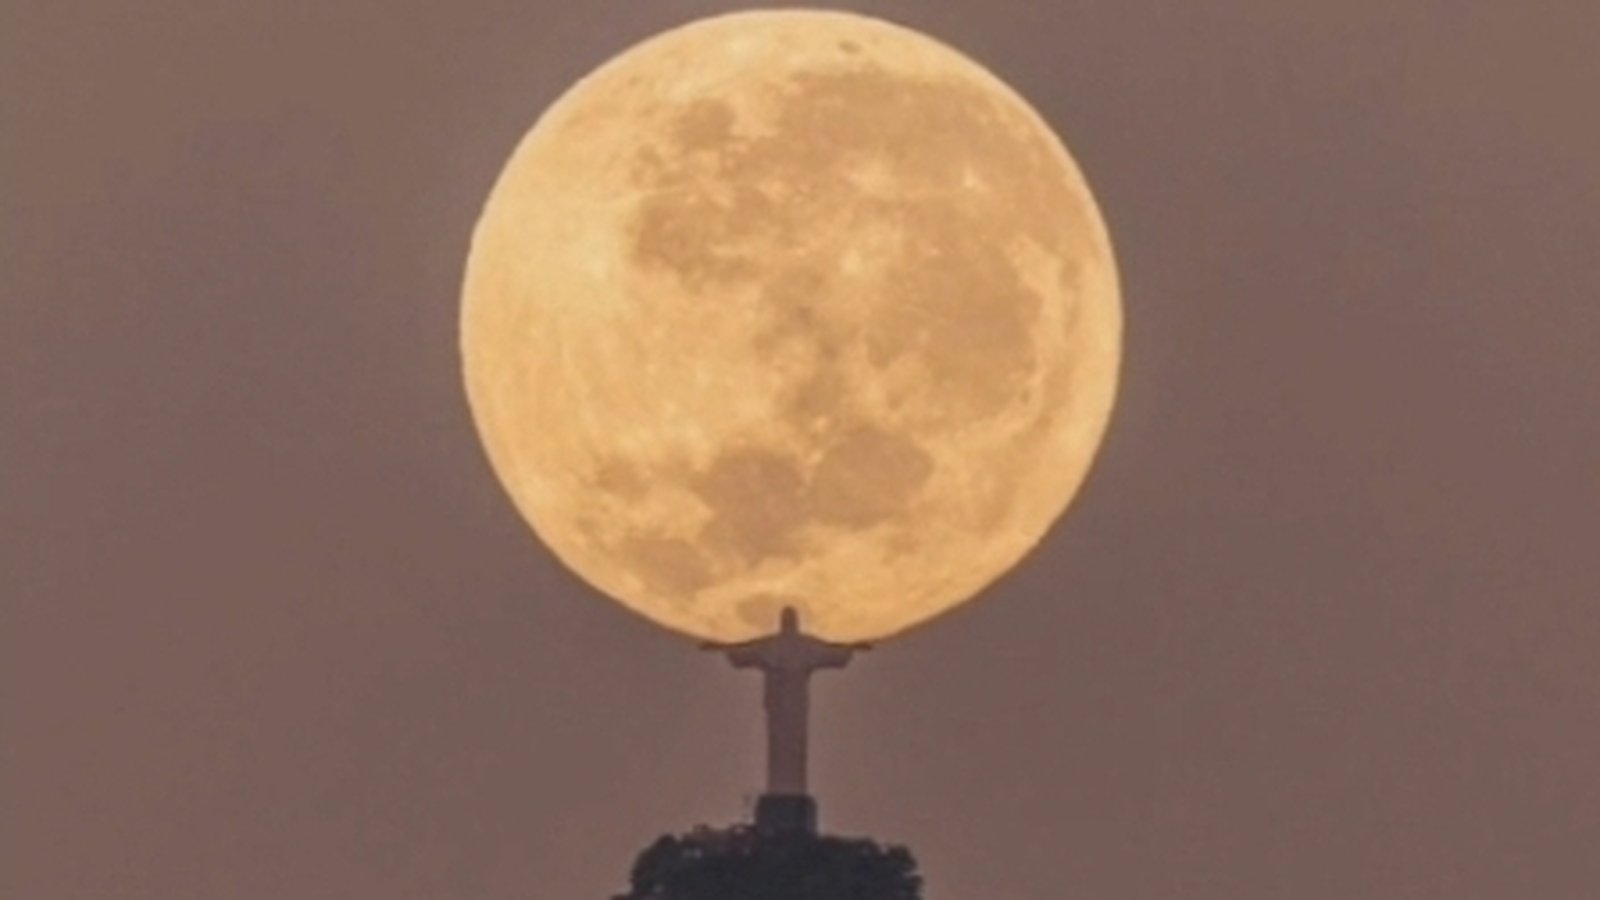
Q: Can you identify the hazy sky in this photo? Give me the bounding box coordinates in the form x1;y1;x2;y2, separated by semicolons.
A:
3;2;1598;898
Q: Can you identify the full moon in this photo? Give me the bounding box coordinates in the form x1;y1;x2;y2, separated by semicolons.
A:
463;10;1120;643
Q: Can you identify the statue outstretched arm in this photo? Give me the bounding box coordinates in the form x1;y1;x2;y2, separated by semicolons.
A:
701;637;773;669
810;639;869;669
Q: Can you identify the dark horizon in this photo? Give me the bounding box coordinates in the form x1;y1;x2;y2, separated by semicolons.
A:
4;2;1599;898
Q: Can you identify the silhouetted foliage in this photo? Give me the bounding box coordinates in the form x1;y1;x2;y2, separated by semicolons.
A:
614;825;923;900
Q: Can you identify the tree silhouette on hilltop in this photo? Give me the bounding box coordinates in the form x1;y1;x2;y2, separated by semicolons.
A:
614;825;923;900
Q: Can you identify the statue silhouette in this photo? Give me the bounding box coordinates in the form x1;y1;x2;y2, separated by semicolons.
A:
703;607;870;833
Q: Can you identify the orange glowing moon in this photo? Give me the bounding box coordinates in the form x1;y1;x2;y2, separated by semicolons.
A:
462;10;1121;643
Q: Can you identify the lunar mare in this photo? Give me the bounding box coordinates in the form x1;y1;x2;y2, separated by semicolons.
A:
463;10;1121;642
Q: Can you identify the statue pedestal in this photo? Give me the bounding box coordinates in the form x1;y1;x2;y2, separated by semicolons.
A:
755;793;818;837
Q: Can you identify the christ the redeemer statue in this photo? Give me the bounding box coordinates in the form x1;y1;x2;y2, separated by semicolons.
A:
703;606;870;835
